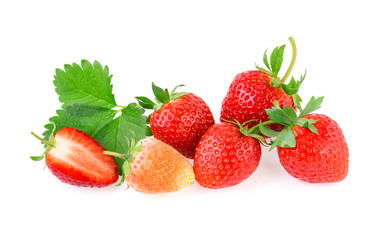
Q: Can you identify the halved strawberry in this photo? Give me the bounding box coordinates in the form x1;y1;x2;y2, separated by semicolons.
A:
31;127;119;187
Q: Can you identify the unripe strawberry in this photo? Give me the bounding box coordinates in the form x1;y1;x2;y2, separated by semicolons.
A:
105;137;195;193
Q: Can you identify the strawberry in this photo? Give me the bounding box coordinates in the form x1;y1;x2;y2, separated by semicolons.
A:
105;137;195;193
259;96;349;183
193;121;262;189
221;37;305;131
136;83;215;159
31;127;119;187
277;114;349;183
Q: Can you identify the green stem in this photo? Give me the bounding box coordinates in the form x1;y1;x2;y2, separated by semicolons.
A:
103;151;126;159
31;132;55;147
247;120;275;134
116;105;128;109
280;36;297;83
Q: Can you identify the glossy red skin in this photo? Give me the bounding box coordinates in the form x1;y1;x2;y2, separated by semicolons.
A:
150;93;215;159
46;127;119;187
194;122;261;189
278;114;349;183
221;70;294;131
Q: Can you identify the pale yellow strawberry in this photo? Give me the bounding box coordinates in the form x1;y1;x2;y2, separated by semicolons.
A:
126;137;195;193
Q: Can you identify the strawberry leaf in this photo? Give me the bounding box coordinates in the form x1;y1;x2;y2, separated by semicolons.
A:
270;127;296;151
263;95;324;150
281;70;306;95
299;96;324;118
152;82;170;104
138;83;190;112
54;60;116;108
43;104;116;140
295;118;319;134
270;44;286;77
258;122;280;137
38;60;151;175
263;49;271;71
292;94;303;111
266;106;295;126
135;96;155;109
282;106;297;120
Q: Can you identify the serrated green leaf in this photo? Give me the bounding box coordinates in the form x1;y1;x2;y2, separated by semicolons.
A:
152;83;170;104
299;96;324;118
282;106;297;120
281;77;298;95
42;103;149;175
43;104;116;140
258;122;280;137
94;103;148;174
54;60;116;108
35;60;152;176
135;96;155;109
281;70;306;95
266;107;294;126
269;127;296;151
270;44;286;77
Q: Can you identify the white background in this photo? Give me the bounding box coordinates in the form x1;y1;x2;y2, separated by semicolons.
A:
1;0;379;239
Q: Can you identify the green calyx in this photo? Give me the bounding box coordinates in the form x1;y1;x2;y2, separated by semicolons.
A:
30;122;57;161
221;118;268;145
259;96;324;151
232;95;323;151
136;83;190;112
256;36;305;95
103;136;143;186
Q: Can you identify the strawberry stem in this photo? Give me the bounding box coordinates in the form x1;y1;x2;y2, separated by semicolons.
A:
281;36;297;84
103;151;126;159
31;132;55;147
247;120;275;134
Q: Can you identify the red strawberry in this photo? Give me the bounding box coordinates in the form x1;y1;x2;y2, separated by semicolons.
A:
194;122;262;189
260;96;349;183
221;70;294;131
221;37;304;131
105;137;195;193
136;83;215;159
31;127;119;187
277;114;349;183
